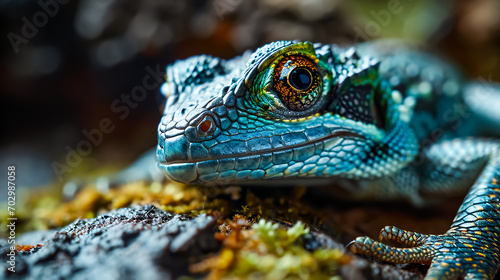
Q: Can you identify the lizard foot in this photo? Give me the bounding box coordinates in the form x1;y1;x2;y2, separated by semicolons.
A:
349;226;500;279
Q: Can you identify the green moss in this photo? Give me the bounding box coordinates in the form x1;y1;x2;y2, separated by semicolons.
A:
215;219;350;280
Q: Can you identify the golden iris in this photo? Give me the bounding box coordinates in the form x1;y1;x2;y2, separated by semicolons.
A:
273;55;321;111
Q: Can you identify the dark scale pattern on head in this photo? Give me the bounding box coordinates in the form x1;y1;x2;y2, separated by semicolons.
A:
167;55;226;89
335;85;374;125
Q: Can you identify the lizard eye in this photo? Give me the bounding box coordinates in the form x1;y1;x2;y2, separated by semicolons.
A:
273;56;321;111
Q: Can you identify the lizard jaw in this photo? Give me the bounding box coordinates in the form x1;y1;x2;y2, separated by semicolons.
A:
157;130;364;184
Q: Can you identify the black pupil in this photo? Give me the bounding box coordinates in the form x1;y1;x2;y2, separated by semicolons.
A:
289;68;312;91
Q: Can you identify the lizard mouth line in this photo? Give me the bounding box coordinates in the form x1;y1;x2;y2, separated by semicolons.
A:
159;130;365;165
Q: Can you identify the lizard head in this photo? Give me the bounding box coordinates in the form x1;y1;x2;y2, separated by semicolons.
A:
156;41;418;184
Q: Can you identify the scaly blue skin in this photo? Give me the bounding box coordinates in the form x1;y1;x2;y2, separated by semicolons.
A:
155;41;500;279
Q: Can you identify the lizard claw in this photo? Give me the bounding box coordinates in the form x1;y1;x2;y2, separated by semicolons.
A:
349;226;500;279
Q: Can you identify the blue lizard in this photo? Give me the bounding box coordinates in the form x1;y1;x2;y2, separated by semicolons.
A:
155;40;500;279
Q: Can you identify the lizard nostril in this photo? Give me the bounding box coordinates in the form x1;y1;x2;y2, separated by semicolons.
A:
196;114;217;137
199;119;212;133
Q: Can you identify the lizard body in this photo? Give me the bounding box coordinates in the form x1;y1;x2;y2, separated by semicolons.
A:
155;41;500;279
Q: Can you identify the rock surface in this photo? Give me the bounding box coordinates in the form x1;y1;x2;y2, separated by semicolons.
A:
1;203;431;279
1;205;219;280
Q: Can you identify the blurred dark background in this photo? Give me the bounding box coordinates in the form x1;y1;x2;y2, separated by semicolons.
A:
1;0;499;195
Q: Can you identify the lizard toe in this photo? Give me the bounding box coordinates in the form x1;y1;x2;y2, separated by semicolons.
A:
349;234;434;264
349;226;500;279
